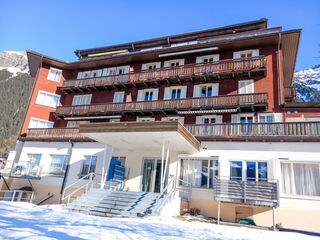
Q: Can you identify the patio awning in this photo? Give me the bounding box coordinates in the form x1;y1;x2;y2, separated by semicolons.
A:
79;121;200;154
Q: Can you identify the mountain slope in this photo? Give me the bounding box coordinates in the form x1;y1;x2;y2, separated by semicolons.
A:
293;65;320;102
0;51;34;154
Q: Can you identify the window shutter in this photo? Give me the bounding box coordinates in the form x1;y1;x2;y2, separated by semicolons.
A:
216;115;223;124
155;62;161;68
231;114;240;123
233;51;241;59
252;49;259;57
212;83;219;96
179;59;185;65
153;89;159;100
163;87;171;100
273;113;283;122
102;68;108;76
137;90;144;101
196;116;203;124
193;85;200;97
141;64;147;70
214;54;220;61
77;72;83;79
178;117;185;124
247;80;254;93
181;86;187;98
97;70;102;77
238;81;245;94
113;92;124;103
72;96;78;105
124;66;130;74
196;57;203;63
164;61;170;67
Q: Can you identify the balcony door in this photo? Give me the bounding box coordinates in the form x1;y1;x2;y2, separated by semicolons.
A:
141;159;163;193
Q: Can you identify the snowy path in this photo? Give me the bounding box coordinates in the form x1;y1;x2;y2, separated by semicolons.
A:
0;202;318;240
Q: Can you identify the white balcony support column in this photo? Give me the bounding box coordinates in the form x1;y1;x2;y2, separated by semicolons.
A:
163;144;170;191
217;200;221;224
100;144;108;189
100;145;113;189
272;206;276;231
160;143;165;193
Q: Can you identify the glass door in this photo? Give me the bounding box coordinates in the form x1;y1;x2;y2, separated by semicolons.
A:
141;159;164;193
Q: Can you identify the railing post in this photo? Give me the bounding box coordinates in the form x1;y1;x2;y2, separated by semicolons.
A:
243;180;246;204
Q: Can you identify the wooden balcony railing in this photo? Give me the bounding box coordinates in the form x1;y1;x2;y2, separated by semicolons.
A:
21;128;93;142
55;93;268;117
214;177;279;207
185;122;320;139
284;86;296;102
62;56;266;90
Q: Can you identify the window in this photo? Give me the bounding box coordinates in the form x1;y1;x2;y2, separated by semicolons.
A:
196;54;219;63
82;71;91;79
113;92;125;103
161;116;184;124
29;118;53;129
35;91;60;108
81;156;97;176
164;59;185;67
233;50;259;59
90;70;102;78
47;67;62;82
48;155;69;175
144;90;153;101
116;66;129;75
72;94;92;105
201;85;212;97
259;115;273;123
29;154;41;167
238;80;254;94
180;158;219;188
204;117;216;124
281;162;320;197
230;161;268;181
142;62;161;70
137;117;155;122
193;84;219;97
171;88;181;99
240;116;253;123
102;66;129;76
109;118;121;122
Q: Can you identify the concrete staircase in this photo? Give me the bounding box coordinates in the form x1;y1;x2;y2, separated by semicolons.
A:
65;188;164;218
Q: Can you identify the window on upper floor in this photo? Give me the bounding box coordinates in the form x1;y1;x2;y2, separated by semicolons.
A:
163;86;187;100
47;155;69;176
66;121;90;128
161;116;184;124
29;118;54;129
196;54;219;64
233;49;259;59
281;162;320;197
164;59;185;67
35;90;60;108
102;66;130;76
72;94;92;106
196;115;222;124
137;117;155;122
47;67;62;82
137;88;159;101
141;62;161;70
238;80;254;94
113;91;125;103
258;113;283;123
231;113;255;123
193;83;219;98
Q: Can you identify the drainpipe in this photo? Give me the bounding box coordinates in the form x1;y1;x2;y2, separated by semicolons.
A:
59;140;74;203
277;33;283;106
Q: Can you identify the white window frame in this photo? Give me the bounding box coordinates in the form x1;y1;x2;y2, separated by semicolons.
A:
66;121;90;128
164;59;185;67
109;118;121;122
72;94;92;106
229;159;269;182
47;67;62;82
47;155;69;175
113;91;125;103
196;54;219;63
28;117;54;129
238;80;254;94
233;49;259;59
81;156;98;176
136;117;155;122
161;116;184;124
137;88;159;101
141;62;161;70
35;90;60;108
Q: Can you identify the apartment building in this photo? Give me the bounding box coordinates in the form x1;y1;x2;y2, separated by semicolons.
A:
1;18;320;233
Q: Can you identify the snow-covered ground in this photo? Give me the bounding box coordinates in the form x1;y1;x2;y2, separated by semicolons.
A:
0;202;318;240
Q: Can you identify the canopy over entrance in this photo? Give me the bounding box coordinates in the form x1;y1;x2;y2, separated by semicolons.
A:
79;121;200;154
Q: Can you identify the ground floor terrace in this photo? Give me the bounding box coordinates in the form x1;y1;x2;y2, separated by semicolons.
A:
1;121;320;233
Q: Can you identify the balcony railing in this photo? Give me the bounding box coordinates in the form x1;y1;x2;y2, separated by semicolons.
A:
56;93;268;117
21;128;93;142
214;177;279;207
62;56;266;90
185;122;320;139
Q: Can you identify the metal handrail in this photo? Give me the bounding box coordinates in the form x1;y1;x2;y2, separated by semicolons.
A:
61;172;97;203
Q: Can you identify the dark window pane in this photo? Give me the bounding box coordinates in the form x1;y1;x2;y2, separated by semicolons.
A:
247;162;256;181
207;87;212;96
230;161;242;180
258;162;268;181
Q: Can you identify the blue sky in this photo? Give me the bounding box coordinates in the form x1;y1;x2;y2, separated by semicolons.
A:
0;0;319;70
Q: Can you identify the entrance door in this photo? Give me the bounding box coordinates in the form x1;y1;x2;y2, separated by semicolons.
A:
141;159;164;193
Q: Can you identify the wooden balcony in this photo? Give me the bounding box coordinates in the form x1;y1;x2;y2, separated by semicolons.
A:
185;121;320;141
61;56;266;93
284;86;296;102
20;128;94;142
56;93;268;118
214;177;279;207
